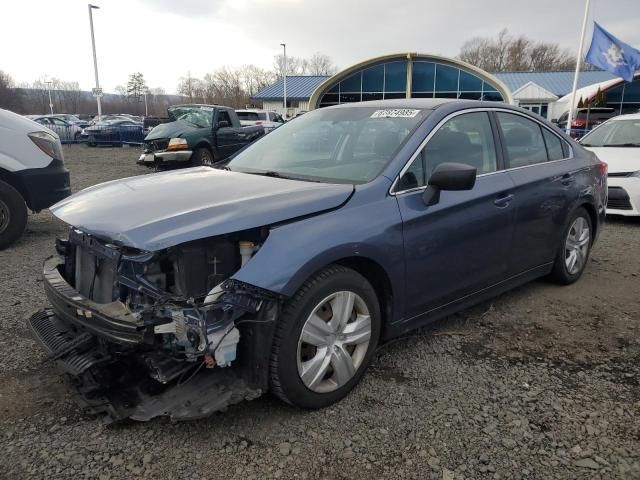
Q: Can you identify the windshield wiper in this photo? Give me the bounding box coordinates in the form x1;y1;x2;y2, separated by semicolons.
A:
607;143;640;147
243;170;321;182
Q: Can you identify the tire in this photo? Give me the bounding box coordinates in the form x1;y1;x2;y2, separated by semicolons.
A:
74;132;82;143
549;207;593;285
270;265;381;409
191;147;214;167
0;180;28;250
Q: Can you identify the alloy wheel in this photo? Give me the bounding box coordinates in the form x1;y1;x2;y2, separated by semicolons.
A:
0;198;10;234
297;291;372;393
564;216;590;275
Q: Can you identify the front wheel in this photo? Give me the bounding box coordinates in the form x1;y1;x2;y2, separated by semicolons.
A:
549;207;593;284
191;147;214;167
0;181;28;250
269;265;381;409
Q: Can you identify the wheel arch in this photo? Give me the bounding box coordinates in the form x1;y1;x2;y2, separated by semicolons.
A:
333;256;394;339
579;202;598;240
193;141;214;156
0;168;28;205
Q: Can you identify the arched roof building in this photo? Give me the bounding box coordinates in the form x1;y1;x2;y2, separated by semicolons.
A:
307;52;513;110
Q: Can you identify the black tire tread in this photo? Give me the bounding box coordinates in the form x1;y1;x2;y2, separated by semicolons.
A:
0;180;28;250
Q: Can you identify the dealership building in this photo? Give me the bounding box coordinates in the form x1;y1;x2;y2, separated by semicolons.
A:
252;52;638;120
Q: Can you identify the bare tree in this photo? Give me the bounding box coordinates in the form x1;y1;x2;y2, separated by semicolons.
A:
177;73;205;103
0;70;23;112
241;65;274;97
459;29;575;72
273;54;308;78
307;52;337;76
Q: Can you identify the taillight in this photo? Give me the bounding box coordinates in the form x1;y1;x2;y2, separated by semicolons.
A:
572;119;586;128
596;161;608;176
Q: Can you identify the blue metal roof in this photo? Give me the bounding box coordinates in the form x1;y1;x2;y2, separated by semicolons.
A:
252;71;618;102
493;71;616;97
252;76;329;101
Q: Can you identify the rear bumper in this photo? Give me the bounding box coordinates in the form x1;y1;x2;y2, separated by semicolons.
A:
14;158;71;211
137;150;193;165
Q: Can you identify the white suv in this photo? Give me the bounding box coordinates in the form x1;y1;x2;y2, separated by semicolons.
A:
236;110;285;133
0;109;71;248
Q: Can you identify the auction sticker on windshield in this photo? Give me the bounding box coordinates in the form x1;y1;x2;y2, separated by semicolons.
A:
370;109;420;118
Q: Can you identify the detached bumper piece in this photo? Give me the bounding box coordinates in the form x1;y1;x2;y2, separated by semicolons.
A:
29;308;261;424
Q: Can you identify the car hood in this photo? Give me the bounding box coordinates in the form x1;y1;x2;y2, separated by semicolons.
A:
145;120;194;141
50;167;354;251
584;146;640;173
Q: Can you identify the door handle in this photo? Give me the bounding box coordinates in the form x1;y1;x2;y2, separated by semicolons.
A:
494;193;514;208
560;173;574;186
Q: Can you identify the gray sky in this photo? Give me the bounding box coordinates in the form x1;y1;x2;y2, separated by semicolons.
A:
3;0;640;94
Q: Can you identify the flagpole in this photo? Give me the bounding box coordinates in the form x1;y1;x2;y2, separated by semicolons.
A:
566;0;591;135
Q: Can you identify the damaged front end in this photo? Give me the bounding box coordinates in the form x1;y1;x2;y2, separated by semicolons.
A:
29;227;281;423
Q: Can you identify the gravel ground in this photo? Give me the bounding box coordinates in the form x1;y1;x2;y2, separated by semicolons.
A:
1;144;639;480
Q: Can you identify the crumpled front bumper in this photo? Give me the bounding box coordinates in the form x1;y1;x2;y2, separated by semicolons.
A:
28;256;266;424
137;150;193;166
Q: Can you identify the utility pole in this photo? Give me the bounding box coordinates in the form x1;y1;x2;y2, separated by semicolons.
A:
566;0;591;135
45;81;54;114
88;4;102;120
280;43;287;118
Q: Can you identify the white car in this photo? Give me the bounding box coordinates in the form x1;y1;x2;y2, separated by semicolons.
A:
236;110;284;133
32;116;84;143
581;113;640;216
0;109;71;248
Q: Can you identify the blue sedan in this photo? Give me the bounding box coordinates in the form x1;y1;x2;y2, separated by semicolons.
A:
31;99;607;422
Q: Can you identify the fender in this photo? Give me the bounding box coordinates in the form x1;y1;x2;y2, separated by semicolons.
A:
232;183;407;324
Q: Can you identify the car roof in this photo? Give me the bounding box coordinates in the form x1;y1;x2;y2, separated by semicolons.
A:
608;112;640;121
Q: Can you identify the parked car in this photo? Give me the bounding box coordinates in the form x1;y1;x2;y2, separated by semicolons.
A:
580;113;640;215
236;109;285;133
139;104;265;167
30;99;606;423
554;107;617;137
0;109;70;248
88;114;142;126
82;118;144;146
53;114;91;128
33;116;84;143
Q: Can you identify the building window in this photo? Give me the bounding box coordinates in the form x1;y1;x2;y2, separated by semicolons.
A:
317;58;505;108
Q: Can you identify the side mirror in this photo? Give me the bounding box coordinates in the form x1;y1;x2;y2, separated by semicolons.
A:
422;162;477;206
551;118;559;124
217;120;230;129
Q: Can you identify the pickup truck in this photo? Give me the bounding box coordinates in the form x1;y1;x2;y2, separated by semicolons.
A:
138;105;265;167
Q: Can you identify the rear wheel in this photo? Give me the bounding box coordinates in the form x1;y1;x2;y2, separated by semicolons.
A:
549;207;592;284
0;181;28;250
191;147;214;167
270;265;381;409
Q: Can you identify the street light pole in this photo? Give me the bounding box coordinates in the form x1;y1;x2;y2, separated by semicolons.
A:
88;4;102;120
280;43;287;118
45;81;54;114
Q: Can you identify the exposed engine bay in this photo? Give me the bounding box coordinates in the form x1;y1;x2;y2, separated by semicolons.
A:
29;227;281;423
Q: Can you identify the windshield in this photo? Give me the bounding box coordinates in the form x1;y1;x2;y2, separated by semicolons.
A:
168;106;213;128
581;119;640;147
228;106;429;184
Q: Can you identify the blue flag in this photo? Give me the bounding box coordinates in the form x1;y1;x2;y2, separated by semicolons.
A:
585;22;640;82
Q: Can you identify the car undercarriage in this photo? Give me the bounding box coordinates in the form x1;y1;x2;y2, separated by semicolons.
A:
29;227;282;423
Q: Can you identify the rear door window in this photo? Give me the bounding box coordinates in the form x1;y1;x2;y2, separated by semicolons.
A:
497;112;548;168
541;128;565;161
